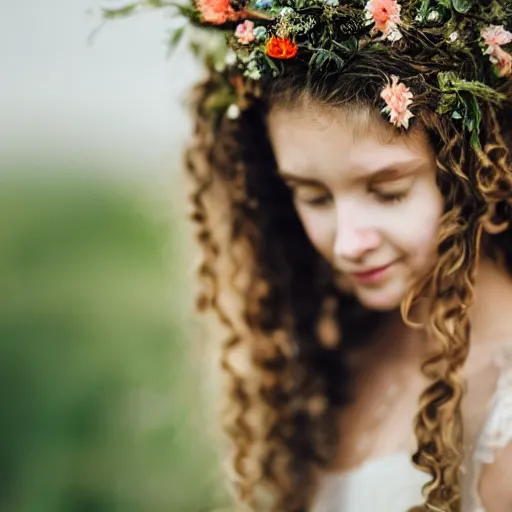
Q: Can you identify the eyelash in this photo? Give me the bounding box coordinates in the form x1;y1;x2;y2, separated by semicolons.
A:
296;194;332;207
290;188;408;207
374;190;408;204
300;196;331;206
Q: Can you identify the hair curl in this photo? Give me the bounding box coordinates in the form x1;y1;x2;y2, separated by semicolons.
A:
185;45;512;512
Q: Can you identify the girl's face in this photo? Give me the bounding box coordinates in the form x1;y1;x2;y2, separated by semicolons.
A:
267;103;444;311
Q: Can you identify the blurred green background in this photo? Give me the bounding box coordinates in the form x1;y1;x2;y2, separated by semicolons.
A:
0;176;227;512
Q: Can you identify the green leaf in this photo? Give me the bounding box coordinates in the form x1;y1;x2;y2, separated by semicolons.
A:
264;55;280;77
167;26;186;57
451;0;474;13
332;37;358;54
308;48;345;72
170;2;199;18
101;0;176;19
418;0;431;20
436;92;457;115
468;95;481;133
438;71;456;91
101;3;139;19
465;117;475;132
438;72;505;105
452;111;462;119
471;130;482;150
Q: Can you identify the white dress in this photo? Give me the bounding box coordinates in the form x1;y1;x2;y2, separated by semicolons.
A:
312;343;512;512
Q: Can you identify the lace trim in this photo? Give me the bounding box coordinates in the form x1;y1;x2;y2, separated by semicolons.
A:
470;344;512;511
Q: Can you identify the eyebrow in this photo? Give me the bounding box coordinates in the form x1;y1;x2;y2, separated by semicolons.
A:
278;164;420;186
278;172;325;187
369;167;416;183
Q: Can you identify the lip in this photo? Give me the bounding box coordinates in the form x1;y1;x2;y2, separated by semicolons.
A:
350;262;396;285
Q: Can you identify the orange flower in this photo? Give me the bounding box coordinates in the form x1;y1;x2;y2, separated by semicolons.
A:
365;0;402;40
196;0;242;24
265;36;298;59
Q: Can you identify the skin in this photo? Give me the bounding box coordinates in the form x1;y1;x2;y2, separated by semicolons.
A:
267;100;512;511
267;102;443;311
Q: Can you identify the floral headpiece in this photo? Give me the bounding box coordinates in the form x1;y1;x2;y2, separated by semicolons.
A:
103;0;512;136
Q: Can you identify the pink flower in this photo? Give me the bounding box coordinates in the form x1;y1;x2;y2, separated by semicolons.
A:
491;46;512;77
481;25;512;54
481;25;512;77
380;75;414;129
365;0;401;38
235;20;255;44
196;0;236;24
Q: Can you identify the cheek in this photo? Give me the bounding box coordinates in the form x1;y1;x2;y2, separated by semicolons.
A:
395;186;443;265
296;207;335;261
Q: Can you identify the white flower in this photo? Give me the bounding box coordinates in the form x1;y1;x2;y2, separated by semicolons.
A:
448;32;459;43
386;24;403;42
427;11;440;22
224;50;237;66
243;60;261;80
244;68;261;80
253;26;267;41
226;104;241;119
279;7;294;16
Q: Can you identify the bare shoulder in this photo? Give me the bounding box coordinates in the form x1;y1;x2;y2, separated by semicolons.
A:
471;339;512;512
479;441;512;512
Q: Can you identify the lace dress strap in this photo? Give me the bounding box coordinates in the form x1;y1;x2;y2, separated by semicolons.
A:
469;344;512;512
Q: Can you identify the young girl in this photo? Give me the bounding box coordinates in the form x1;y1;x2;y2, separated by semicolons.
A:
132;0;512;510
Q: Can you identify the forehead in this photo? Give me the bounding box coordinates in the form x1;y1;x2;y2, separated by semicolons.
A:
267;102;434;180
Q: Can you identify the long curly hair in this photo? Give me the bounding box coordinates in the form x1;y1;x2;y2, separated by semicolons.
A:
184;44;512;512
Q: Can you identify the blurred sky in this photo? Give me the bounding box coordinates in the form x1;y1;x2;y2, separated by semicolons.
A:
0;0;203;179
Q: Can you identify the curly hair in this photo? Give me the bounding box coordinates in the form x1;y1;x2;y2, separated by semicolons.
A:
184;43;512;512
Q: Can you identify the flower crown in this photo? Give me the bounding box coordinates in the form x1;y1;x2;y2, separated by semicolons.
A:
104;0;512;135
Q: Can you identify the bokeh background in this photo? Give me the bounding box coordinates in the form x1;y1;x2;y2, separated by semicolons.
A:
1;0;201;181
0;2;228;511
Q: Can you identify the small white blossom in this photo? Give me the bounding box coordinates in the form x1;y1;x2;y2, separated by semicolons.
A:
427;11;440;22
253;26;267;41
449;31;459;43
243;60;261;80
386;25;403;42
244;67;261;80
279;7;294;16
224;50;237;66
240;52;254;64
226;104;241;120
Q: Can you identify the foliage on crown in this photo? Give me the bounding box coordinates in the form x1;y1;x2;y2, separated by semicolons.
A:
103;0;512;135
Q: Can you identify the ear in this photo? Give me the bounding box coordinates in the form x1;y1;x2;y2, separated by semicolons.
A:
481;202;511;235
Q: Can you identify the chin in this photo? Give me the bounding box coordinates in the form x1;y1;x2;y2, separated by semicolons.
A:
354;286;404;312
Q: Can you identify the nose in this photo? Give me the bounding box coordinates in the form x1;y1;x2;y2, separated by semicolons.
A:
333;207;381;262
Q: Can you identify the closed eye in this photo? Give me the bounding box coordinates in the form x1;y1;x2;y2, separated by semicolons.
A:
285;182;332;208
299;195;333;207
374;190;409;204
371;177;413;205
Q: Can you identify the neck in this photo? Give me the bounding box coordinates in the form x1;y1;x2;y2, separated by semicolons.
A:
365;308;427;364
354;257;512;363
